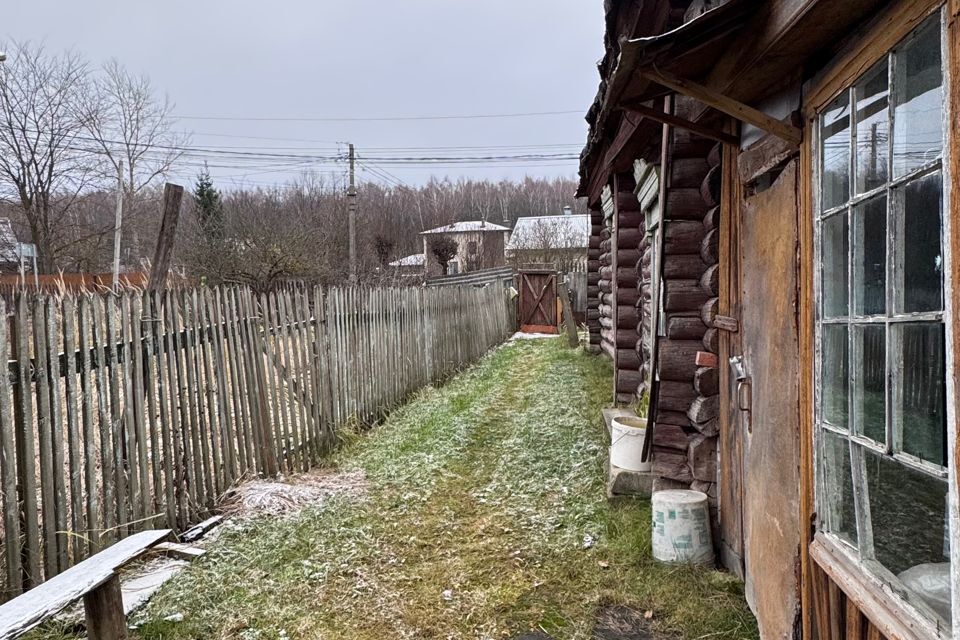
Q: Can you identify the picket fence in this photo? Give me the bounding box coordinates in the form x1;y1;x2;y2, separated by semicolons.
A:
0;283;515;599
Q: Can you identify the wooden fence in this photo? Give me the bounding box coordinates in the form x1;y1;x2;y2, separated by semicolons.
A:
0;283;515;599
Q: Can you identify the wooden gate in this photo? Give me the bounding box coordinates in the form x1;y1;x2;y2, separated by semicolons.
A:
518;269;558;334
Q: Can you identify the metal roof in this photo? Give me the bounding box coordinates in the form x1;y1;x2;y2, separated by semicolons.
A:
505;214;590;252
420;221;510;235
0;218;20;264
388;253;425;267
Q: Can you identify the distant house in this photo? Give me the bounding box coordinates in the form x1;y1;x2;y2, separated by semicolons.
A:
506;208;589;274
0;218;35;275
419;221;510;277
387;253;426;278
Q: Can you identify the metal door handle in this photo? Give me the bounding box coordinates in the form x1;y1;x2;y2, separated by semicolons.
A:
737;379;752;412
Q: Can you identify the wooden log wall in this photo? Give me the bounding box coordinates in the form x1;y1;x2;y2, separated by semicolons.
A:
611;174;643;405
650;112;722;510
587;205;603;349
0;284;514;600
598;187;616;361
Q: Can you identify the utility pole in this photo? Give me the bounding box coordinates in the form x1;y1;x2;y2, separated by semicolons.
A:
111;160;124;290
348;144;357;284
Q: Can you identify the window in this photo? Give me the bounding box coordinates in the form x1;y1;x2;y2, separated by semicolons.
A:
815;11;952;630
467;240;478;256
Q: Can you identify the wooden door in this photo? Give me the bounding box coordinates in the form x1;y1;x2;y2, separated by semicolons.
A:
734;159;802;639
519;270;558;334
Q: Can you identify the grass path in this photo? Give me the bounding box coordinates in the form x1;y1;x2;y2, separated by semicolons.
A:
87;339;756;639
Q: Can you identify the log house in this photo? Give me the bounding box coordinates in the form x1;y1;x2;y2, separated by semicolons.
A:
577;0;960;637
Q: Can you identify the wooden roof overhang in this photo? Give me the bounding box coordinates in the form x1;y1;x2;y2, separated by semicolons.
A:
614;0;804;147
578;0;754;205
579;0;893;206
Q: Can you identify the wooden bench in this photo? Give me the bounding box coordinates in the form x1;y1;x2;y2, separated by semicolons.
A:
0;529;172;640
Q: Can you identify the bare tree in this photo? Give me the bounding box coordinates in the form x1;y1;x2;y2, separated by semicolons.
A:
82;60;186;193
0;41;95;272
80;59;188;265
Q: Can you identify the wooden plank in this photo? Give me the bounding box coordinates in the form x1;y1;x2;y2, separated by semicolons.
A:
126;294;151;528
260;292;285;472
77;297;100;554
43;297;69;572
828;580;845;640
195;289;224;499
146;183;184;292
290;290;314;464
717;120;744;579
811;536;930;640
84;573;127;640
104;295;130;536
117;295;141;530
91;297;117;544
180;515;222;543
174;290;204;515
738;160;801;639
846;597;865;640
198;289;236;495
212;289;237;486
313;287;333;451
623;101;739;146
275;290;299;471
246;289;277;476
641;69;801;145
61;296;85;561
0;298;21;594
798;113;817;640
557;280;579;348
0;529;170;638
186;290;214;509
12;297;39;587
161;290;189;526
33;297;57;578
151;291;177;530
139;293;164;524
228;288;256;476
234;288;263;475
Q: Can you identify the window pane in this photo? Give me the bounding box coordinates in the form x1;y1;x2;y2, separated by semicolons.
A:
853;324;885;444
855;61;889;193
852;196;886;316
901;172;943;313
822;324;849;428
822;213;849;318
820;431;858;544
821;92;851;210
863;447;951;624
892;16;943;176
895;323;946;465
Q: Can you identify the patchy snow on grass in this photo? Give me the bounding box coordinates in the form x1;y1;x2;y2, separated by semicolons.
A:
220;469;368;519
509;331;561;341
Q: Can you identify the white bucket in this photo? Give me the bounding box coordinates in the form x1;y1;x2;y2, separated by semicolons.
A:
610;416;651;472
651;490;714;565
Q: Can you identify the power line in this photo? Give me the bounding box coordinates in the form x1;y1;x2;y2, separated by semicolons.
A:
173;109;584;123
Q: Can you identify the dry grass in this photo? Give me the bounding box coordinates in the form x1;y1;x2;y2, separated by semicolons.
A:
219;470;367;520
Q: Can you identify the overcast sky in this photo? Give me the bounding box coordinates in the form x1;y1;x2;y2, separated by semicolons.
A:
7;1;605;189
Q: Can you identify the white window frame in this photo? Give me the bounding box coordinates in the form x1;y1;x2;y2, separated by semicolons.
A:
812;6;958;636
